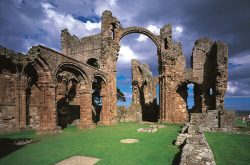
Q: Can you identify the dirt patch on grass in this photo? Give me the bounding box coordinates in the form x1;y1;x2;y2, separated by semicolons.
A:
120;139;139;144
55;156;101;165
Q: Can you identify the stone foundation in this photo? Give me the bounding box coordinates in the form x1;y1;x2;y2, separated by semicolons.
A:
175;123;216;165
36;127;62;135
190;110;235;131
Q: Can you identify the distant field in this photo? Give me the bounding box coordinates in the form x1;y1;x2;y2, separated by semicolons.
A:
234;119;250;132
235;110;250;116
206;132;250;165
0;122;181;165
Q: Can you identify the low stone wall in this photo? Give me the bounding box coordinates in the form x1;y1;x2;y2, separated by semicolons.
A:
175;123;216;165
36;126;62;135
220;110;235;128
190;110;235;132
190;110;219;131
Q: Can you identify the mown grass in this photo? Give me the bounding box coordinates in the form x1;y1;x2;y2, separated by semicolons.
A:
205;132;250;165
0;122;181;165
234;119;250;132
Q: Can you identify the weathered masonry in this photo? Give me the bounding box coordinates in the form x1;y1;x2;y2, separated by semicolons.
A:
0;10;233;134
130;59;159;122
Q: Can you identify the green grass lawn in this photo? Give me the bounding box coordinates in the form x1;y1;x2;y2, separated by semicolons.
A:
234;119;250;132
0;122;181;165
205;132;250;165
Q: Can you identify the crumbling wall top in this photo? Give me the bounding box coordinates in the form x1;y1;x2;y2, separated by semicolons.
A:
0;46;26;64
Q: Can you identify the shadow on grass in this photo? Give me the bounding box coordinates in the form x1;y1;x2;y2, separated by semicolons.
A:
0;138;24;158
171;140;185;165
0;138;36;158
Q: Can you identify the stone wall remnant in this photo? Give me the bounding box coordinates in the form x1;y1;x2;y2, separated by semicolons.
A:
130;59;159;122
0;10;233;133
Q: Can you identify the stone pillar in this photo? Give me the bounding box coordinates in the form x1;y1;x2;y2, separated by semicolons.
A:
159;24;188;123
99;84;109;125
159;75;165;120
110;73;117;125
102;73;117;125
215;42;228;110
78;89;95;129
193;84;202;113
36;82;61;135
99;93;105;124
15;75;28;129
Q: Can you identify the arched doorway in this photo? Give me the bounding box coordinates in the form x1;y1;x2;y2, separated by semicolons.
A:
92;75;107;124
117;30;160;122
177;81;203;116
24;63;39;128
55;63;90;129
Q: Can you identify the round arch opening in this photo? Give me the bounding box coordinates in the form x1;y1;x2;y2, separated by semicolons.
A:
116;32;160;122
55;64;89;129
92;75;107;124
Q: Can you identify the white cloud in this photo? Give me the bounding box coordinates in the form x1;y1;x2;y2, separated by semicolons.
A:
187;83;194;88
109;0;118;6
118;45;139;63
147;25;160;35
124;92;132;99
229;54;250;65
173;25;184;39
227;82;238;94
136;25;160;42
85;21;101;31
94;0;118;16
136;35;148;42
41;2;101;38
241;90;250;95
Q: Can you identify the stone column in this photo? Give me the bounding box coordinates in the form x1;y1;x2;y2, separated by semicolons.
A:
110;72;117;125
193;84;202;113
215;42;228;110
99;93;105;124
20;78;27;128
78;89;95;129
36;82;61;135
159;75;165;120
15;75;28;129
99;84;108;125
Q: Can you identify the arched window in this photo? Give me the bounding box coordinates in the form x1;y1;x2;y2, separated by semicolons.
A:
87;58;99;69
164;38;168;49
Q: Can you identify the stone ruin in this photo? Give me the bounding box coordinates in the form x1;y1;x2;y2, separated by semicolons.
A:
119;59;159;122
130;59;159;122
0;10;234;134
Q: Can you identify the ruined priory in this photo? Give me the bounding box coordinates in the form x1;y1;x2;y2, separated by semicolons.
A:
0;11;234;134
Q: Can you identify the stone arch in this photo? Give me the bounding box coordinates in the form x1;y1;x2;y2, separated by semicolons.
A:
23;63;40;128
54;63;90;85
91;73;108;124
118;27;161;50
55;63;94;129
28;52;52;82
93;72;108;84
177;80;203;114
25;49;59;134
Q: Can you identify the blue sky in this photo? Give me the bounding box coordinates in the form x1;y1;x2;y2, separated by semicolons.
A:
0;0;250;110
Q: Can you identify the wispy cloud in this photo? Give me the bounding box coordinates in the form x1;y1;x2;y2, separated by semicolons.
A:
42;2;101;38
137;25;160;42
